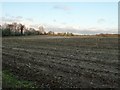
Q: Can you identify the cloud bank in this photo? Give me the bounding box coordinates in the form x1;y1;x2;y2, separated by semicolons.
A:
1;15;118;35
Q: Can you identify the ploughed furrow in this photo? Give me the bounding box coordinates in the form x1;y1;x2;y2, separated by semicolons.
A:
3;37;118;50
2;36;119;88
3;41;118;52
2;46;118;67
2;50;119;88
2;51;119;76
2;53;119;88
3;46;118;69
2;46;119;74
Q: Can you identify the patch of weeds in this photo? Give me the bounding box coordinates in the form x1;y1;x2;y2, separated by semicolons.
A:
2;70;37;88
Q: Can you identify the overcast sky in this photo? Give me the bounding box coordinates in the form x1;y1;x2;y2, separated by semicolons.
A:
1;1;118;34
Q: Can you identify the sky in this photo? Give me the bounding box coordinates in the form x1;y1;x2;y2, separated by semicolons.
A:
1;2;118;34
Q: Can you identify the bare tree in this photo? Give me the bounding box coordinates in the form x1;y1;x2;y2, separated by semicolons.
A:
20;24;24;35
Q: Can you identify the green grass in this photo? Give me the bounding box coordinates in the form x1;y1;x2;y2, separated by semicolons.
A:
2;70;37;88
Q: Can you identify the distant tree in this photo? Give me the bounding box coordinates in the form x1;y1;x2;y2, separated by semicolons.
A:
57;32;74;36
18;24;25;35
20;24;24;35
38;26;45;35
24;30;32;35
47;31;54;35
2;28;11;36
1;22;61;36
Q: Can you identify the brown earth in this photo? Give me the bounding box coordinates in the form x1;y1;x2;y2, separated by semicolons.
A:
2;35;119;88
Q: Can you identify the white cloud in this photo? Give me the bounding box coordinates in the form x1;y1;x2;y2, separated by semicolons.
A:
53;5;73;11
53;19;57;22
97;18;106;24
1;14;118;34
1;15;35;28
26;18;33;22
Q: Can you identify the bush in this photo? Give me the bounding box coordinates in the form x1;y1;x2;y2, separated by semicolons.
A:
2;28;11;36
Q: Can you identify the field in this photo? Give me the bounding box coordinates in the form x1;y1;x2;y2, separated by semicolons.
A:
2;35;119;88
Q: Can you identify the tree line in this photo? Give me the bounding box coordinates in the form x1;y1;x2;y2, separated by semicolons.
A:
1;23;74;36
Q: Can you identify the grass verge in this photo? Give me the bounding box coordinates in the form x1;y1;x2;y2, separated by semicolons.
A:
2;70;37;88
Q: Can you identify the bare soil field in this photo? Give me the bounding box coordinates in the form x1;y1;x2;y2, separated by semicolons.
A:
2;35;119;88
